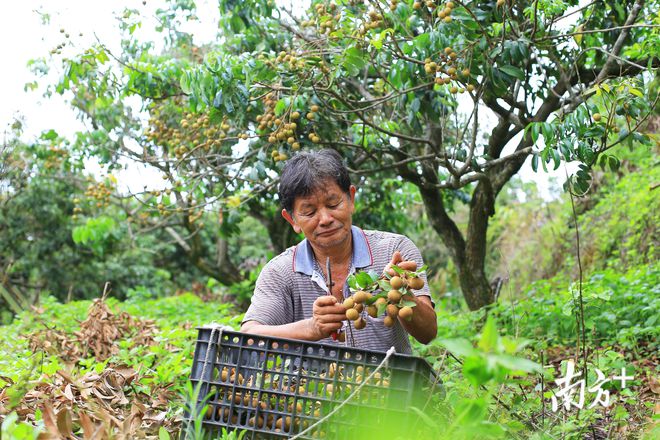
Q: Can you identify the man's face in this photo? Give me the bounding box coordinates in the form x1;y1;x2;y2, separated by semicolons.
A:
282;181;356;251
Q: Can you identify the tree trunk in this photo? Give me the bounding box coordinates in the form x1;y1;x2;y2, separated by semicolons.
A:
416;181;495;310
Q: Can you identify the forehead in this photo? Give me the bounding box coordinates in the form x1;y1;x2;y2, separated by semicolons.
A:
293;181;344;208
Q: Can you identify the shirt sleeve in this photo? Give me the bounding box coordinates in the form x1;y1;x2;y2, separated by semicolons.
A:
241;259;295;326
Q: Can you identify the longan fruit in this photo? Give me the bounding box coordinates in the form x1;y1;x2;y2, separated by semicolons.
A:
399;306;414;321
366;305;378;318
408;277;425;290
353;291;369;303
354;317;366;329
346;308;359;321
343;297;355;309
387;289;402;303
383;316;395;327
389;276;404;289
386;304;399;318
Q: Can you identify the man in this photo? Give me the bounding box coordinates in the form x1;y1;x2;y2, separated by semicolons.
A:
241;149;437;353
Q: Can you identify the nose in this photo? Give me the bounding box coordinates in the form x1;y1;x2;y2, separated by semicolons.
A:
318;207;334;226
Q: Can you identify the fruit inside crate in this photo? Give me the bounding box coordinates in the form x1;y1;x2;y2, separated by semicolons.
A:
186;327;440;439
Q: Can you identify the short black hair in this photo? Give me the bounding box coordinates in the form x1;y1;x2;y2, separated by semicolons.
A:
278;149;351;213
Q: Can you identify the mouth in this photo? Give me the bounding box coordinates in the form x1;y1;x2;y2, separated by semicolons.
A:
317;228;340;237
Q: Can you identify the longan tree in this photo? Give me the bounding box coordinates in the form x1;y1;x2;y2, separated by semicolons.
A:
46;0;658;309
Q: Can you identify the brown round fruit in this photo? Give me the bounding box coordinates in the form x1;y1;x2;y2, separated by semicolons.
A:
389;276;404;289
399;306;414;321
386;304;399;318
387;289;402;303
375;297;388;306
343;297;355;309
408;277;425;290
383;316;395;327
353;291;369;303
593;113;602;122
346;308;359;321
366;305;378;318
354;317;366;329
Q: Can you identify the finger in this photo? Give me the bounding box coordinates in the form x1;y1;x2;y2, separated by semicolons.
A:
385;251;405;276
316;313;347;323
315;302;346;313
399;260;418;271
389;250;403;266
327;305;350;315
316;306;347;317
321;322;343;334
314;296;338;307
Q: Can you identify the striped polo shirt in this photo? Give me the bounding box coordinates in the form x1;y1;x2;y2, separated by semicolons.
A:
242;226;432;353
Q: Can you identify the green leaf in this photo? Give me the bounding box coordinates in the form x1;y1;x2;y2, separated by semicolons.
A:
159;427;171;440
462;356;494;387
274;99;287;116
439;338;477;357
389;264;405;275
629;87;644;98
401;300;417;308
356;271;373;289
378;279;392;291
478;315;498;352
498;65;525;80
347;275;358;290
342;47;366;77
413;33;430;51
493;354;542;374
42;129;58;141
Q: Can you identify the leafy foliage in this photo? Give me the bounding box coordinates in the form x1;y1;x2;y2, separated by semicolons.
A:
32;0;660;309
0;293;241;438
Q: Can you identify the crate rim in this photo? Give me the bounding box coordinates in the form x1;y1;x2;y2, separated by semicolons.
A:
195;326;437;374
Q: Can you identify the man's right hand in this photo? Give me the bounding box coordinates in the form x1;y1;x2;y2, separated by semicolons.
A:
309;296;346;340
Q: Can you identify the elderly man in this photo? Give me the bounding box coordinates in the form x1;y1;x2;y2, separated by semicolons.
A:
241;149;436;353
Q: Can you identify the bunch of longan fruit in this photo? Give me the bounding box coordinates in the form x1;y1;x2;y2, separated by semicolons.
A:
342;262;426;330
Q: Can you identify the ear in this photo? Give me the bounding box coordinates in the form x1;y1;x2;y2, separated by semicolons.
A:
348;185;357;213
281;209;302;234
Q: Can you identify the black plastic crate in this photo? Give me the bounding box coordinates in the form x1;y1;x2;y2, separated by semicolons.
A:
184;327;440;439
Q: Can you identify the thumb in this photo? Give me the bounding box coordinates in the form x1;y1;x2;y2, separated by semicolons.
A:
386;250;403;276
390;250;402;265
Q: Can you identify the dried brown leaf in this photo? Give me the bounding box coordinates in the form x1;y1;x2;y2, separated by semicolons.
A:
79;410;95;440
56;407;73;438
40;402;60;437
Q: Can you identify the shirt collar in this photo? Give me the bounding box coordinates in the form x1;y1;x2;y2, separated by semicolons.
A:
293;225;373;275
